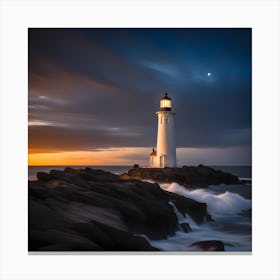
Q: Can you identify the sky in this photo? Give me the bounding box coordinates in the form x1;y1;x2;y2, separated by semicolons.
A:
28;28;251;166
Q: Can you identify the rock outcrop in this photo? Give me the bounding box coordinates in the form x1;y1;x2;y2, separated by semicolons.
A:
29;167;211;251
190;240;225;251
122;164;240;188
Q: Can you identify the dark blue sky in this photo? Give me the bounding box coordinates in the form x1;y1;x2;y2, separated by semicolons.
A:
28;28;251;165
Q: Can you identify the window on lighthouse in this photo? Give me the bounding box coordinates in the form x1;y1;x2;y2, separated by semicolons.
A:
160;99;171;109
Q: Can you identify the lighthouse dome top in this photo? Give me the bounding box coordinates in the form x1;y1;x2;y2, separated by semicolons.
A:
160;92;172;111
160;92;172;100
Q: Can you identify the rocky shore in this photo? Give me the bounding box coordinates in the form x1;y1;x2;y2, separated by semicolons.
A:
121;164;240;188
28;167;229;252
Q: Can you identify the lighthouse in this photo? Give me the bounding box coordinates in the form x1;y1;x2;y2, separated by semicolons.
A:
150;92;177;168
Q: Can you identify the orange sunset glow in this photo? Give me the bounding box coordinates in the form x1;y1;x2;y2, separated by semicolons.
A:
28;148;151;166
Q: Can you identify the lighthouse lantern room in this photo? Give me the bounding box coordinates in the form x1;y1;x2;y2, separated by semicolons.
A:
160;93;172;110
150;92;177;168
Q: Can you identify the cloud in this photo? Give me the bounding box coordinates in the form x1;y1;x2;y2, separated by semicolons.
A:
28;125;151;154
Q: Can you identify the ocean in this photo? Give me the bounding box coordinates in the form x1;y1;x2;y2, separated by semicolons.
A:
149;181;251;251
28;165;252;251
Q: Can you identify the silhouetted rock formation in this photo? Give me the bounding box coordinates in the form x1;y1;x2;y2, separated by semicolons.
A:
29;168;211;251
122;164;240;188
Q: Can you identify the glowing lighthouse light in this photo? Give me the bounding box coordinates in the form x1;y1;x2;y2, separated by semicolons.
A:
160;97;172;109
149;92;177;168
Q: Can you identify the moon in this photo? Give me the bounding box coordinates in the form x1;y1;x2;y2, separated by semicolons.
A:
207;72;211;76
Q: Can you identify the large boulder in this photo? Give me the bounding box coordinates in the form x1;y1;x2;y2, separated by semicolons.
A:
190;240;225;251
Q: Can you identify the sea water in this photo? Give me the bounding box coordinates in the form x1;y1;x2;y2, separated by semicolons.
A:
150;182;252;251
28;165;252;251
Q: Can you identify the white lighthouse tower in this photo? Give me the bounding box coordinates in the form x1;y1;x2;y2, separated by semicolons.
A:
150;92;177;168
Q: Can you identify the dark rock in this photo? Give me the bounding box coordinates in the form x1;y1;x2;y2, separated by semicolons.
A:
167;192;208;224
64;167;122;182
37;243;102;251
28;200;67;230
29;168;212;251
125;164;240;188
82;171;120;182
179;223;191;233
28;181;49;199
37;172;52;181
49;170;90;187
190;240;225;251
64;167;82;174
29;229;103;251
70;221;116;249
89;220;158;251
119;173;130;180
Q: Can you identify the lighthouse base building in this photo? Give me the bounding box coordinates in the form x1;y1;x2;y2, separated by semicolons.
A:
150;92;177;168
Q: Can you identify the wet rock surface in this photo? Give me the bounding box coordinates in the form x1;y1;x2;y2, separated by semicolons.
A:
190;240;225;251
123;164;240;188
29;168;211;251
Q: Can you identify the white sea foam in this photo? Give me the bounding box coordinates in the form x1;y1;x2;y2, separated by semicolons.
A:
168;201;186;223
146;182;252;251
160;182;251;216
145;183;252;251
